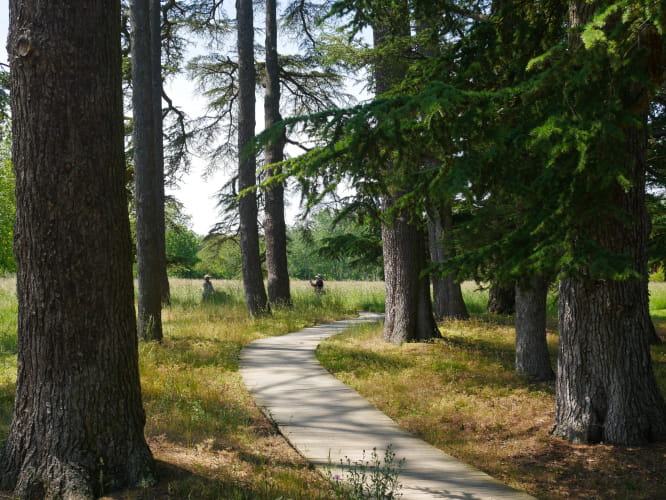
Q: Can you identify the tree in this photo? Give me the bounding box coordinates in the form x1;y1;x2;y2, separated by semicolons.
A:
237;0;269;315
428;205;469;320
264;0;292;307
151;0;171;305
288;208;383;280
165;200;201;278
0;0;154;495
515;276;554;381
373;1;438;344
132;0;164;340
551;0;666;444
487;281;515;315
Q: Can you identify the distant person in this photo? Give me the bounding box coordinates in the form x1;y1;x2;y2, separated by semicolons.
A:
310;274;324;294
202;274;214;302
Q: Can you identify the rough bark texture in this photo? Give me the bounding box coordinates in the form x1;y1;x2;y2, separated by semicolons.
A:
515;276;554;381
375;1;438;344
487;281;515;315
382;199;440;344
237;0;269;315
552;0;666;446
554;125;666;444
151;0;170;306
263;0;291;307
428;206;469;321
132;0;163;340
1;0;154;496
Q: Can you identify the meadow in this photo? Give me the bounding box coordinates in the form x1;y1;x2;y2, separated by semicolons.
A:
0;277;665;499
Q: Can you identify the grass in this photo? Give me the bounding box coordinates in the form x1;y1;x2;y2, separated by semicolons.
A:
1;278;665;499
0;277;384;499
317;282;666;500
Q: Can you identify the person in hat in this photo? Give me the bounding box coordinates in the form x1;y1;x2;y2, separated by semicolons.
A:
309;274;324;294
202;274;214;302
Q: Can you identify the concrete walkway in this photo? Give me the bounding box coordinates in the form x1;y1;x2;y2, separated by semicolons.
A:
239;313;534;500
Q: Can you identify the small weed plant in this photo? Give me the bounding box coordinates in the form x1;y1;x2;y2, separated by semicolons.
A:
327;446;404;500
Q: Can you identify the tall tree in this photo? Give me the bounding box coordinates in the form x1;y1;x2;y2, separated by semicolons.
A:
132;0;164;340
0;0;154;495
237;0;269;315
374;1;438;343
152;0;171;305
551;0;666;444
264;0;292;307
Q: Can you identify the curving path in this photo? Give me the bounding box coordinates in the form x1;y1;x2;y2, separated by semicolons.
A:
239;312;534;500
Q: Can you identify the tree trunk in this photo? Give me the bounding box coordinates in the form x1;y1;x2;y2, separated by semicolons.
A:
237;0;269;315
1;0;154;496
554;126;666;443
264;0;292;307
132;0;163;341
382;198;440;344
151;0;170;306
374;1;438;344
487;281;515;315
551;0;666;446
515;276;554;381
428;205;469;321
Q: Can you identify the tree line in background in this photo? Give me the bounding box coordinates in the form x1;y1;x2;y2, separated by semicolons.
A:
1;0;666;498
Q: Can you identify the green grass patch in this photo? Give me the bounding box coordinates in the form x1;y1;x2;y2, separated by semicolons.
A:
0;277;383;499
317;285;666;500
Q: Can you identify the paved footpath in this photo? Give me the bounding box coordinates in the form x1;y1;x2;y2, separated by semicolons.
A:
239;313;534;500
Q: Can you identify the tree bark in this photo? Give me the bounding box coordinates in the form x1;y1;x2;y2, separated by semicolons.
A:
374;0;438;344
487;281;515;315
1;0;154;496
151;0;170;306
264;0;292;307
551;0;666;446
132;0;163;340
515;276;554;381
237;0;269;315
383;198;440;344
428;205;469;321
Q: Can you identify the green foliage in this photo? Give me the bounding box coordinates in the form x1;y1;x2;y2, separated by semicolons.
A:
0;132;15;274
165;201;201;277
288;208;383;280
326;446;404;500
268;0;664;285
195;234;243;279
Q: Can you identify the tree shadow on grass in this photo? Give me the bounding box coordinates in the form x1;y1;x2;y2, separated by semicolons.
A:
101;459;320;500
317;343;415;378
435;334;556;395
146;336;243;371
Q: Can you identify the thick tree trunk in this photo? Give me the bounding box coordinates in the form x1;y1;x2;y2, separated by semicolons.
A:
1;0;154;496
237;0;269;315
374;1;437;343
553;127;666;444
264;0;291;307
151;0;170;306
383;198;440;344
551;0;666;446
428;206;469;321
487;281;515;315
132;0;163;341
515;276;554;381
